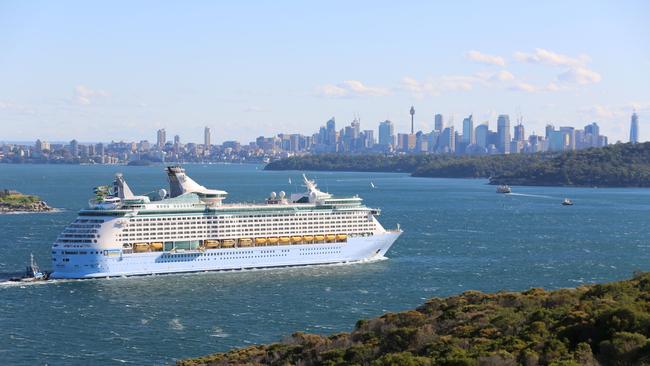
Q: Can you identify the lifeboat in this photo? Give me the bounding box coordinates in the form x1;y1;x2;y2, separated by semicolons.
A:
150;242;163;251
314;235;325;242
326;234;336;242
303;235;314;242
133;243;150;252
336;234;347;241
239;238;253;247
204;240;220;248
279;237;291;244
255;238;267;246
267;237;279;245
222;239;236;248
291;236;303;244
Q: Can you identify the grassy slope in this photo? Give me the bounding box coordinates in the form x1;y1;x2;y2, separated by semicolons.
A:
179;273;650;366
0;193;40;207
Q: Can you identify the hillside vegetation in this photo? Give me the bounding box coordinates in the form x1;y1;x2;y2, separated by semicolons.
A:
264;142;650;187
180;272;650;366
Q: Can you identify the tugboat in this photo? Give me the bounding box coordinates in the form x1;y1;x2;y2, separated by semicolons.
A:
562;198;574;206
496;185;512;194
10;253;48;282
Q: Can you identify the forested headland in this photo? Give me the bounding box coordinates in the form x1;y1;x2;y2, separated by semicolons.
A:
180;272;650;366
265;142;650;187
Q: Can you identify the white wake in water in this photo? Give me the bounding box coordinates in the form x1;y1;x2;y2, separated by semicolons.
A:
507;193;555;199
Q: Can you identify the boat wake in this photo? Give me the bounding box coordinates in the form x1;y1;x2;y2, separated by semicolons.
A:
507;193;554;199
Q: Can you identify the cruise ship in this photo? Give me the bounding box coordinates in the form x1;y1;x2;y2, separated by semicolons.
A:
50;167;402;279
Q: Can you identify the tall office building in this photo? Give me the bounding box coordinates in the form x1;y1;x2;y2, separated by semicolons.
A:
378;120;395;147
157;128;166;148
325;117;336;146
69;139;79;157
409;106;415;134
462;115;474;145
438;126;455;153
497;115;511;154
630;112;639;144
514;123;525;141
434;114;443;132
204;127;211;148
475;124;489;148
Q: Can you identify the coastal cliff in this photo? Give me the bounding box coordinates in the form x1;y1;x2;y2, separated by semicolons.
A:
0;189;53;213
179;272;650;365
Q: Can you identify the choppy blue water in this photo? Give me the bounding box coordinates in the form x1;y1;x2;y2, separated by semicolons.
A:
0;163;648;365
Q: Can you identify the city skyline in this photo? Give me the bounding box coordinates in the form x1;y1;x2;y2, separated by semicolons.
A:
1;1;649;143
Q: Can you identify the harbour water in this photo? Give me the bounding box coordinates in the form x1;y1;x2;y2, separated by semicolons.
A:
1;164;649;365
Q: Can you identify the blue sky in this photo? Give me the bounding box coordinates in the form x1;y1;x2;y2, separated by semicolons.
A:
1;1;648;143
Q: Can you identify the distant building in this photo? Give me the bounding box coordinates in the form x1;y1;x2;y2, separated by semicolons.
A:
475;124;489;148
397;133;416;152
514;123;525;142
438;126;455;153
157;128;166;148
204;127;211;148
497;115;511;154
630;112;639;144
434;114;444;133
325;117;336;146
462;115;474;145
378;120;395;148
70;139;79;157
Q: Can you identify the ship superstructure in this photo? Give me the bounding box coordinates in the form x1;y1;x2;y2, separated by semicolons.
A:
50;166;402;279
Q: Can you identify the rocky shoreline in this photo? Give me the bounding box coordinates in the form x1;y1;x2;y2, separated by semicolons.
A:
0;189;54;213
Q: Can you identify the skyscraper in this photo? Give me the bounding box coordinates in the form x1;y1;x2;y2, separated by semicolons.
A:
204;127;211;148
157;128;166;148
497;115;511;154
409;106;415;134
514;123;525;142
630;112;639;144
438;126;455;153
462;115;474;145
325;117;336;146
378;120;395;147
434;114;443;132
474;124;489;148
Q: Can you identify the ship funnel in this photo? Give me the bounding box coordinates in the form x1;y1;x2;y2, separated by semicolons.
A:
114;173;135;199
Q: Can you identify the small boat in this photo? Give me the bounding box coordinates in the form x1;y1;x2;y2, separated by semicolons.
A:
562;198;574;206
10;254;48;282
288;178;292;184
496;185;512;194
370;182;375;189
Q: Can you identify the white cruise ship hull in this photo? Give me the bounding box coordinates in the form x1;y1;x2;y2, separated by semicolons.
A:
50;232;401;279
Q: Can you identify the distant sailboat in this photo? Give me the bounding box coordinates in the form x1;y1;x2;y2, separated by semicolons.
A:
288;177;292;184
370;182;376;189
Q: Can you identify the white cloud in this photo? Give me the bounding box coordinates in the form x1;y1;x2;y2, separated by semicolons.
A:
557;67;602;85
509;82;538;93
74;85;109;105
316;80;390;98
514;48;601;86
466;50;506;67
439;75;477;91
489;70;515;82
399;77;438;99
514;48;589;67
